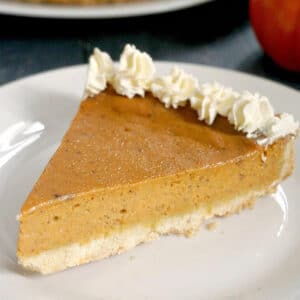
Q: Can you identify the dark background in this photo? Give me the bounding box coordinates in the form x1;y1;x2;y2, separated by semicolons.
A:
0;0;299;89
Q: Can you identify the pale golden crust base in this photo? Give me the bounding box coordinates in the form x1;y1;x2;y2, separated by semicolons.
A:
18;185;277;274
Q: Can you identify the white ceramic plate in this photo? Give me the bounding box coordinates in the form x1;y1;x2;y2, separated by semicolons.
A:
0;0;213;19
0;63;299;299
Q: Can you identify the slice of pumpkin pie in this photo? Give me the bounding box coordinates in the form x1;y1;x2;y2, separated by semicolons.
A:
17;45;299;274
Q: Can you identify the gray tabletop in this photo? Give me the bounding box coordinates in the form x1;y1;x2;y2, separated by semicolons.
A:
0;0;299;90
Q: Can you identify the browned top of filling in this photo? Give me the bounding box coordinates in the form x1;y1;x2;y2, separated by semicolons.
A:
22;89;260;213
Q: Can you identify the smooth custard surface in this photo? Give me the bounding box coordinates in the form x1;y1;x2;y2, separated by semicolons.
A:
22;89;259;213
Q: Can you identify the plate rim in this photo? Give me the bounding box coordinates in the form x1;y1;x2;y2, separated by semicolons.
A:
0;0;214;19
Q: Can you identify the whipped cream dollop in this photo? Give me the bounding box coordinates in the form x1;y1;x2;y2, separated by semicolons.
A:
228;91;275;138
258;113;299;145
151;67;199;109
190;82;240;125
112;44;156;98
200;82;240;117
84;44;299;146
84;48;114;98
190;93;217;125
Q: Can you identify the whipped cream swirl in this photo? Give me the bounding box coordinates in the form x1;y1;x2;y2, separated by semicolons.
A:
84;44;299;146
112;44;156;98
84;48;114;98
151;67;199;109
190;82;240;125
258;113;299;145
228;91;274;138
